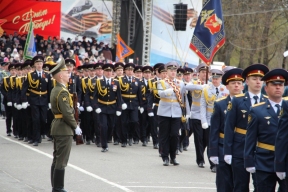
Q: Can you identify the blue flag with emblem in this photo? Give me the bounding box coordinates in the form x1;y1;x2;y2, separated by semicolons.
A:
189;0;225;65
24;18;37;60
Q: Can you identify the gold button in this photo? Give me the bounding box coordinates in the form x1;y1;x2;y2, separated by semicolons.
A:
108;95;110;97
130;101;132;102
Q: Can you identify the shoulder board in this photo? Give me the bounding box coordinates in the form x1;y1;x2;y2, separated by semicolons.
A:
3;76;8;79
263;95;268;98
283;96;288;101
113;79;119;81
215;96;227;102
252;102;265;107
235;93;245;98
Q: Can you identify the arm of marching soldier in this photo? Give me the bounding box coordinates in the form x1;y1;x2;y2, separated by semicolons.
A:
147;80;154;113
58;90;77;129
185;83;204;91
137;79;143;108
209;101;221;157
76;76;82;103
115;81;122;112
223;98;237;155
91;79;100;110
200;86;208;128
47;73;51;105
21;75;29;103
181;82;190;117
244;107;258;169
275;100;288;172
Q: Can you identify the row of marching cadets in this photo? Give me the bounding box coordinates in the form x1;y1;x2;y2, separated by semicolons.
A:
209;63;288;192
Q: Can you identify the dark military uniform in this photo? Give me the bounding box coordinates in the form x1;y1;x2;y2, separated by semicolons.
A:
21;55;51;146
245;69;288;192
224;64;269;192
92;64;122;151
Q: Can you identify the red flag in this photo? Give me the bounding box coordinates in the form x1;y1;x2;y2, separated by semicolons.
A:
75;55;80;67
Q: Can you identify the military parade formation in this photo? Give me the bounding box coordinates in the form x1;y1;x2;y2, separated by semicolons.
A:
2;55;288;192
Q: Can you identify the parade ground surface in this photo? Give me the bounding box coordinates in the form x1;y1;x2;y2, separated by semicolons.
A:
0;120;252;192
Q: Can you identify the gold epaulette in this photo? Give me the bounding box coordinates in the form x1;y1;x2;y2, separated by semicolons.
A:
215;96;227;102
235;93;245;98
113;79;119;81
252;102;265;107
283;96;288;101
263;95;268;98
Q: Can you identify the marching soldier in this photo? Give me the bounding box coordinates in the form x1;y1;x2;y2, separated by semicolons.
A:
190;63;208;168
49;59;82;192
113;62;125;145
245;68;287;191
209;68;244;191
21;55;51;146
92;64;122;152
157;61;190;166
1;63;16;137
200;69;229;172
119;63;143;147
224;64;269;191
176;68;184;81
147;63;165;150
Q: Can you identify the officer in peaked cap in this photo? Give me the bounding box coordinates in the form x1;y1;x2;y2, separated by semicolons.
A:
65;59;76;66
210;68;244;191
176;68;185;81
119;62;143;147
21;55;51;146
200;68;228;172
224;63;269;191
32;55;44;64
245;68;288;191
93;63;122;152
134;65;143;80
49;59;82;192
114;62;124;80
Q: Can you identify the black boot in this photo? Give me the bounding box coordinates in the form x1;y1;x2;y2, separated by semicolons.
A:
52;169;67;192
51;165;55;187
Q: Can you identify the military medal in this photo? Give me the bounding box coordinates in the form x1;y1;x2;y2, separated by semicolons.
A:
45;78;48;82
113;85;117;91
135;82;138;86
241;110;247;118
227;101;232;111
224;110;227;114
264;116;271;125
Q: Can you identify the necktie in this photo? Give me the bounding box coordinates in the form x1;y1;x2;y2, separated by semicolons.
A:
107;79;110;86
216;87;219;96
275;104;281;116
38;72;41;78
253;95;259;105
128;77;131;82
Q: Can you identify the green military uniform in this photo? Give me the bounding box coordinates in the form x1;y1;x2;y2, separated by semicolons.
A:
49;59;78;192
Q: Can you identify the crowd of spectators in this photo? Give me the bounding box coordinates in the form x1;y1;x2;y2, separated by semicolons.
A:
0;32;116;65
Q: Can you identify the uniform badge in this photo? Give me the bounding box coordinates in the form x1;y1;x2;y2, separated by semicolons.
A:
135;82;138;86
241;110;247;118
220;87;224;91
224;110;227;114
45;78;48;82
63;97;67;101
113;85;117;91
248;114;252;124
264;116;271;125
227;101;232;111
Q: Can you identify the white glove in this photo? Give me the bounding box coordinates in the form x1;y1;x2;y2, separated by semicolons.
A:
86;106;93;112
79;106;84;111
16;104;22;110
202;122;209;129
77;102;80;108
164;88;174;96
152;103;155;109
7;102;12;106
122;103;127;110
186;115;190;120
209;156;219;165
276;172;286;180
224;155;232;165
139;107;144;114
95;108;101;114
148;112;154;117
14;103;17;108
246;167;256;173
21;102;28;109
138;106;140;110
75;126;82;135
48;103;51;109
116;111;121;116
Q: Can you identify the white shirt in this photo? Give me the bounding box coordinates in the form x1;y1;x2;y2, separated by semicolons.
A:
144;78;148;86
248;91;261;105
106;78;111;85
36;70;43;77
268;99;282;114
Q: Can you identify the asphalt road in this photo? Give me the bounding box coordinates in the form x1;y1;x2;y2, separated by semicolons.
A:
0;119;219;192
